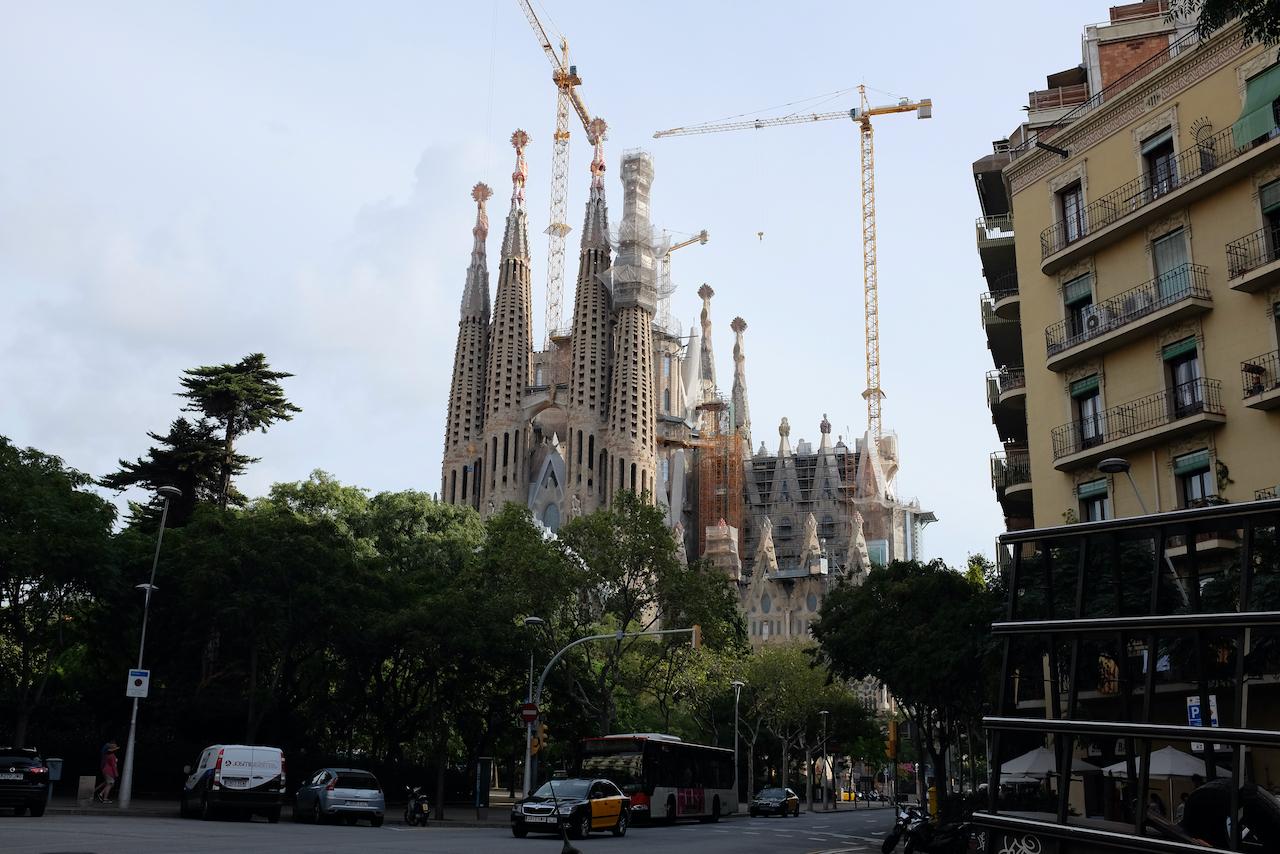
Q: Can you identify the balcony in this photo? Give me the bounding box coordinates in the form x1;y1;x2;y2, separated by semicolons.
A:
981;292;1023;369
982;272;1020;319
991;449;1033;509
1242;350;1280;410
976;214;1016;280
1226;228;1280;293
1039;128;1280;274
987;368;1028;443
1044;263;1211;372
1049;378;1226;470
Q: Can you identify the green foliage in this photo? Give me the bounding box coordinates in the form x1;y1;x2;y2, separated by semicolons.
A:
0;436;116;747
1169;0;1280;45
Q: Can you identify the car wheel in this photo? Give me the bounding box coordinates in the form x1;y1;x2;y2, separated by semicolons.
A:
313;801;324;825
344;815;357;826
29;802;46;818
612;810;628;837
200;794;213;821
512;824;528;838
793;803;801;817
267;808;280;824
571;811;591;839
370;815;383;828
749;808;759;818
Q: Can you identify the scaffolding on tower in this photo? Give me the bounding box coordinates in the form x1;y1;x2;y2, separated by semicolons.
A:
694;394;744;557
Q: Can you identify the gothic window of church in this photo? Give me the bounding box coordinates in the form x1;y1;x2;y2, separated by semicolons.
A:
543;503;560;533
761;593;772;614
577;431;583;466
807;593;819;612
503;433;510;467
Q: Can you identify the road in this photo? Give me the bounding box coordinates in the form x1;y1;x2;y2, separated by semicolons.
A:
3;807;896;853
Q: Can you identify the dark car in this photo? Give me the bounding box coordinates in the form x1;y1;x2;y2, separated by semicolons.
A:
0;747;50;816
749;786;800;817
511;777;629;839
294;768;384;827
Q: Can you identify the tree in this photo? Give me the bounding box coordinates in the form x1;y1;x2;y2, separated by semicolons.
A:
179;353;301;509
1169;0;1280;44
0;437;116;746
100;417;249;525
813;560;999;797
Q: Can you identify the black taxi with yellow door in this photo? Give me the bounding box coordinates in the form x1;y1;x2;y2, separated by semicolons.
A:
511;777;630;839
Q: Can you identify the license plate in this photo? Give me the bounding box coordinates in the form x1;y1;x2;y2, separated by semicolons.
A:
526;815;556;823
221;776;249;786
0;772;21;780
420;804;430;812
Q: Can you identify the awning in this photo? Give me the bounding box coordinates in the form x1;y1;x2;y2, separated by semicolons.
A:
1232;63;1280;148
1077;479;1108;499
1063;275;1092;304
1141;128;1173;155
1262;179;1280;214
1162;338;1197;361
1070;375;1100;398
1173;449;1210;476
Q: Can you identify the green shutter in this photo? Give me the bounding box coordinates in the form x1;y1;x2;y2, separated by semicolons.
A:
1063;275;1092;304
1173;449;1210;476
1140;128;1172;155
1077;479;1108;499
1232;63;1280;148
1070;375;1100;397
1262;180;1280;214
1162;338;1198;361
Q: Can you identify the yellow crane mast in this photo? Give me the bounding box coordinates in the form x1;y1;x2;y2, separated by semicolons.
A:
517;0;595;346
653;86;931;440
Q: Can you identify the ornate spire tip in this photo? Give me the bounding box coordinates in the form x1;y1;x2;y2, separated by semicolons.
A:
731;316;747;333
471;182;493;204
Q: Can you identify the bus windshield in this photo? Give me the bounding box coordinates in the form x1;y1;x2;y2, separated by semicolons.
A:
581;753;643;791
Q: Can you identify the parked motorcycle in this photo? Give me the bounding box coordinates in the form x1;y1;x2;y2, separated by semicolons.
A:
404;786;430;827
882;804;973;853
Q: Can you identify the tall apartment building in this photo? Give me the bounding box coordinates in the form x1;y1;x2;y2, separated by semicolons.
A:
977;5;1280;544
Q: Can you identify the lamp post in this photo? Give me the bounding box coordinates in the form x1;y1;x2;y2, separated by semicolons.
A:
118;485;181;811
521;616;545;799
819;710;830;811
731;679;745;811
1098;457;1150;515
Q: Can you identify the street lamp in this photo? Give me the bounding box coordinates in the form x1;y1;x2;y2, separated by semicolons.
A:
819;710;830;811
118;485;182;810
1098;457;1150;515
731;679;745;810
521;616;545;799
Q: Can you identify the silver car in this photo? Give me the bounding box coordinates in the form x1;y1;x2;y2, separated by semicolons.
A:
294;768;384;826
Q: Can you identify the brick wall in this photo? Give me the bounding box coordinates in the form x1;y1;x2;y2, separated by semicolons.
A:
1098;34;1170;87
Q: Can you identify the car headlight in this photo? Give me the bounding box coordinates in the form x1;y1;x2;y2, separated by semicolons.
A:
557;805;576;815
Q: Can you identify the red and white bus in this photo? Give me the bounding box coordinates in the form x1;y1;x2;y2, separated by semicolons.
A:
579;733;734;823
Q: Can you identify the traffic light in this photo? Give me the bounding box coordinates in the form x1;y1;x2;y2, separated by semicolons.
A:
691;624;702;650
531;722;548;755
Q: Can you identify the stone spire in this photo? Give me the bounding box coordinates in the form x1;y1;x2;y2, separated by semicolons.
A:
730;316;751;452
566;118;613;510
698;284;717;403
441;182;493;508
604;150;658;503
777;417;792;458
480;131;535;512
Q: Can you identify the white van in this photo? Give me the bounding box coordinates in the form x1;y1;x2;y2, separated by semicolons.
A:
180;744;286;822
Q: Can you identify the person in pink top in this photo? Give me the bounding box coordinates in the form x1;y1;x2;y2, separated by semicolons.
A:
95;742;119;803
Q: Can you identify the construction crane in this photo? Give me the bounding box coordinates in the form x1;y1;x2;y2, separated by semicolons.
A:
517;0;595;347
655;229;709;335
654;86;931;440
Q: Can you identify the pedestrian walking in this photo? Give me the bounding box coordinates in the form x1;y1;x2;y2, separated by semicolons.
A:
95;742;119;803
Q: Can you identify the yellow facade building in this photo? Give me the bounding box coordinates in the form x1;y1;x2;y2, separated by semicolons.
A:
980;11;1280;532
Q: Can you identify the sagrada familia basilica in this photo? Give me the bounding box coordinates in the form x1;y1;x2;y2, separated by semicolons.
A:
441;127;934;654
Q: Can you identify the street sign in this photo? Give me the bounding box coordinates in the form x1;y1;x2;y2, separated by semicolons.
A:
1187;694;1222;752
519;702;539;724
126;669;150;699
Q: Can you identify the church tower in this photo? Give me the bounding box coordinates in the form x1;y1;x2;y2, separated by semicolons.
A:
565;119;613;512
731;315;752;454
441;182;493;508
480;131;534;512
603;151;658;502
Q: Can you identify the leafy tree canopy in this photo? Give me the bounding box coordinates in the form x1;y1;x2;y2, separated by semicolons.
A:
1170;0;1280;45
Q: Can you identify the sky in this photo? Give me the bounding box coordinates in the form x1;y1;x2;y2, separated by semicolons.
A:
0;1;1120;569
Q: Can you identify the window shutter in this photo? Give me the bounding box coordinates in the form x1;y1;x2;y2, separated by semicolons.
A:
1233;63;1280;147
1062;275;1092;304
1153;230;1188;278
1077;479;1108;499
1172;449;1210;476
1140;128;1173;155
1162;338;1197;361
1070;375;1100;397
1262;180;1280;214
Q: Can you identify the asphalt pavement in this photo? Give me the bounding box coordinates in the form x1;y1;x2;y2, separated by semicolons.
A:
2;804;896;853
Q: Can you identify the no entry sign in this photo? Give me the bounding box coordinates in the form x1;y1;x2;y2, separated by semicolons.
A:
519;702;539;724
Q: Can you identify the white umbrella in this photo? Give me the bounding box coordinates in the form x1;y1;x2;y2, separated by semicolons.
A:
1001;746;1101;778
1101;746;1230;812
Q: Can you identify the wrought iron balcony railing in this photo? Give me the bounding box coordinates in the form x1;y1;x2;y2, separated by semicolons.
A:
1226;227;1280;280
1241;349;1280;398
1050;378;1223;460
1044;263;1209;357
991;449;1032;493
976;213;1015;241
1040;127;1244;258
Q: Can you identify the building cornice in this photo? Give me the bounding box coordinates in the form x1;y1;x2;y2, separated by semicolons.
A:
1006;20;1249;196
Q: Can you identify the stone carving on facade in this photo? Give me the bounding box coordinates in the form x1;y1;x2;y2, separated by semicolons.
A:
1130;105;1180;160
753;516;779;576
672;520;688;566
1057;258;1094;289
1155;320;1201;353
1144;209;1191;245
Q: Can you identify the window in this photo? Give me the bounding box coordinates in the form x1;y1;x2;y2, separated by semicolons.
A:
1063;275;1093;341
1262;181;1280;256
1078;478;1110;522
1163;338;1202;417
1059;182;1085;243
1232;63;1280;148
1174;450;1213;508
1071;375;1104;449
534;366;544;386
1152;229;1190;300
1141;128;1177;198
867;540;889;567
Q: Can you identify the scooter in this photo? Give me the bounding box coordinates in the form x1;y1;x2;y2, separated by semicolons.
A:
882;804;928;853
404;786;430;827
882;804;972;854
